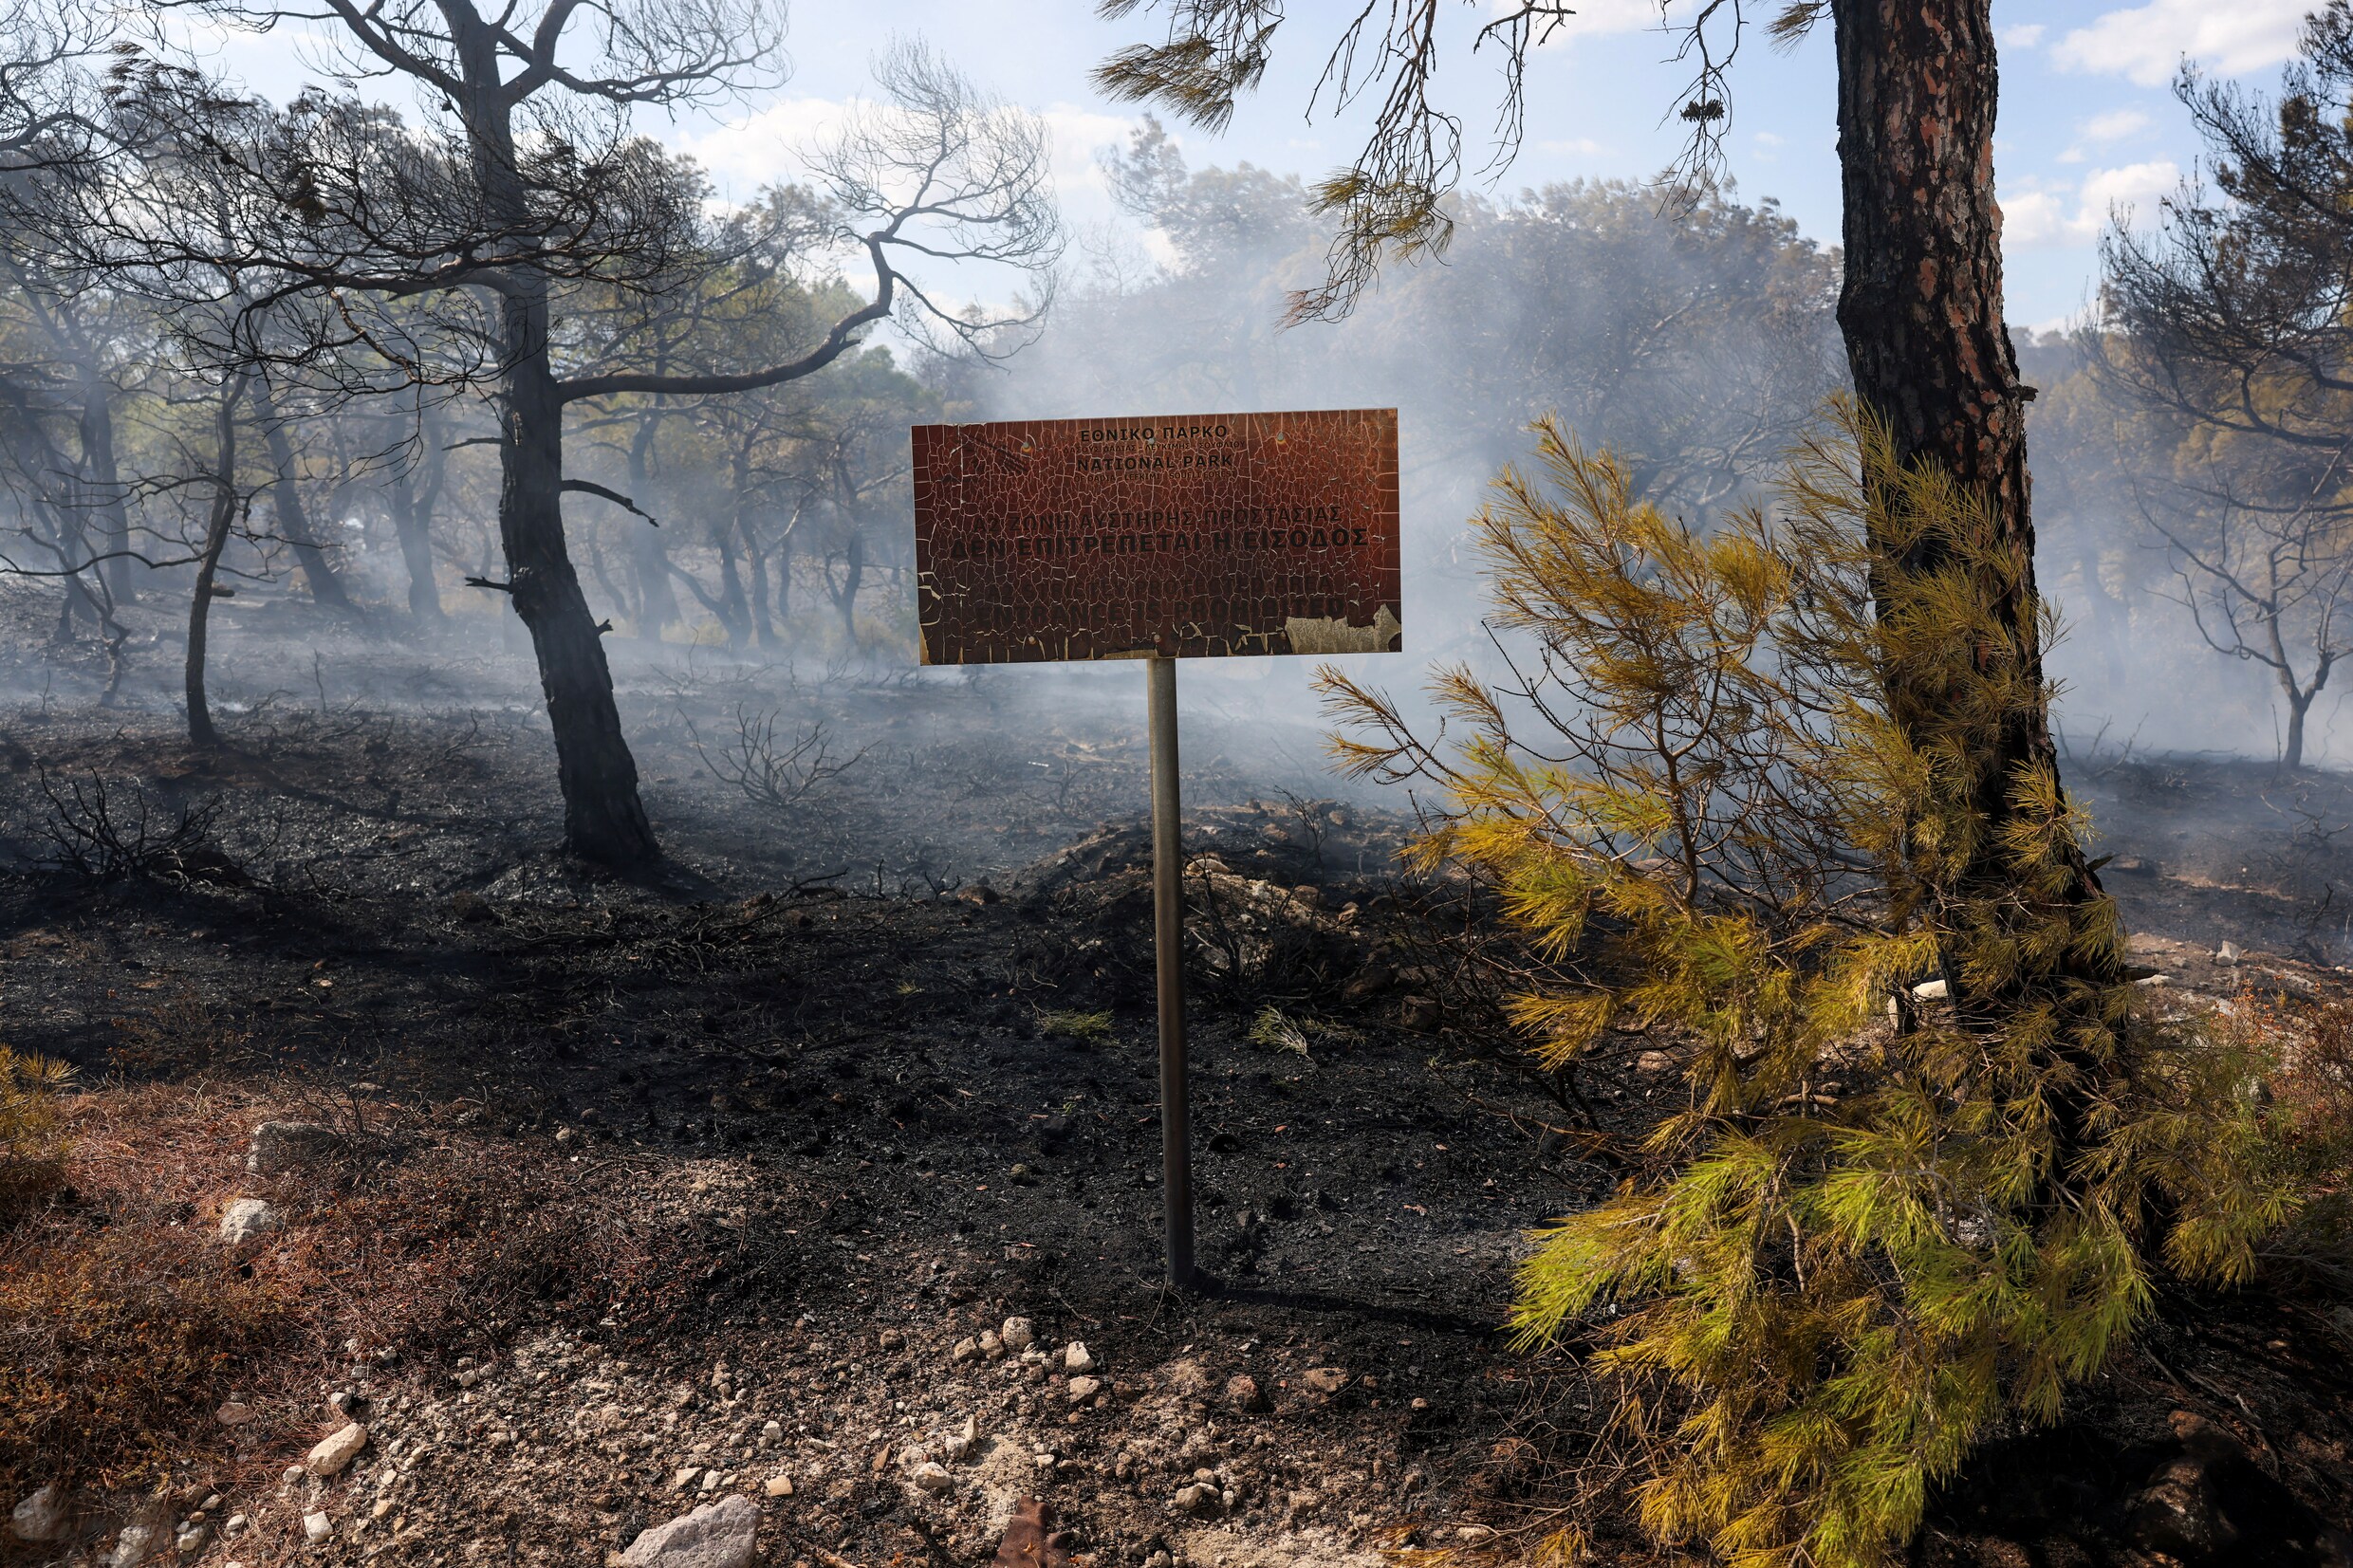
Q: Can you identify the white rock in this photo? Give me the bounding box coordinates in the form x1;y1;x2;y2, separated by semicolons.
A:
217;1199;281;1245
672;1467;701;1491
1062;1341;1096;1374
104;1516;164;1568
762;1475;793;1498
2218;941;2244;965
617;1494;760;1568
998;1317;1035;1351
175;1523;210;1554
910;1463;953;1492
9;1482;65;1543
1066;1376;1102;1401
306;1423;369;1477
1910;978;1950;1002
303;1512;332;1544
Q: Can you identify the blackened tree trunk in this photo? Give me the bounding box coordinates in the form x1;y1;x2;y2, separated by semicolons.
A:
627;410;680;639
498;284;657;861
253;387;353;611
392;411;447;622
1830;0;2124;993
187;376;247;747
78;374;134;606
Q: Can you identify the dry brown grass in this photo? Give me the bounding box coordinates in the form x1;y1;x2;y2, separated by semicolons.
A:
0;1080;712;1500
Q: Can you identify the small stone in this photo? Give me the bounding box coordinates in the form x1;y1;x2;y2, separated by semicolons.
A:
698;1471;721;1493
1635;1050;1677;1074
878;1329;905;1352
1910;978;1950;1002
2217;941;2244;965
977;1331;1004;1360
951;1337;981;1363
1300;1367;1349;1395
1066;1376;1102;1401
175;1522;211;1555
763;1475;793;1499
673;1467;702;1491
999;1317;1035;1351
761;1421;782;1442
617;1494;760;1568
1399;995;1441;1030
910;1463;952;1492
306;1423;369;1478
10;1482;65;1543
1410;1396;1430;1412
224;1515;247;1535
280;1466;306;1489
217;1199;281;1245
303;1512;332;1545
1223;1374;1267;1413
1173;1483;1221;1517
214;1402;253;1427
1062;1342;1096;1374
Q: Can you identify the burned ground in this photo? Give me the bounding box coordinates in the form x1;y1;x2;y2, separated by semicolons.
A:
3;600;2353;1568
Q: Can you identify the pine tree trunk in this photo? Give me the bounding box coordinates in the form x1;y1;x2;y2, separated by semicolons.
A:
2284;685;2310;770
1831;0;2117;978
498;286;658;863
187;377;246;749
254;388;354;612
392;468;444;622
79;377;134;607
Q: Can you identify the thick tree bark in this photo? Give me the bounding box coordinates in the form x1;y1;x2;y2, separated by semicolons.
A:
188;377;247;748
1831;0;2118;979
253;387;354;611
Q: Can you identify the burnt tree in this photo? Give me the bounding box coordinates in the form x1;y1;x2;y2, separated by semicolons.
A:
102;25;1056;861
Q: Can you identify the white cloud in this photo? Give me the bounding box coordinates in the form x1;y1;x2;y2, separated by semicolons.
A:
2001;24;2047;48
678;95;1139;212
2078;108;2152;143
1529;0;1668;44
2002;159;2180;248
1536;137;1608;156
2052;0;2308;86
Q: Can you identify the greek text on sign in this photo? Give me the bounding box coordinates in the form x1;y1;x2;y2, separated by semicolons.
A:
912;409;1401;664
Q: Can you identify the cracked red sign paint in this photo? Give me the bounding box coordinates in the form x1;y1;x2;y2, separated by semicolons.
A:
912;409;1401;664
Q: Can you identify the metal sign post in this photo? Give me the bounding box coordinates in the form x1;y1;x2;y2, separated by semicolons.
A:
908;408;1401;1294
1146;655;1194;1289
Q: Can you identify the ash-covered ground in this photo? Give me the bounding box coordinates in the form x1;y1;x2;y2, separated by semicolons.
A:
4;593;2353;1568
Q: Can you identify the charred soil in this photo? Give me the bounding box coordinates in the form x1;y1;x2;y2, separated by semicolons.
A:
0;629;2350;1568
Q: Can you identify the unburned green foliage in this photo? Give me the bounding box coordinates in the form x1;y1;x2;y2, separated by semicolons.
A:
1037;1008;1117;1044
0;1044;73;1219
1321;405;2295;1568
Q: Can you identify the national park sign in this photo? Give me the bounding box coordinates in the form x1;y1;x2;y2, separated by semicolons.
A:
910;408;1401;665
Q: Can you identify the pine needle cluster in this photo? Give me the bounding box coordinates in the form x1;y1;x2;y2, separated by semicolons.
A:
0;1044;74;1216
1318;404;2296;1568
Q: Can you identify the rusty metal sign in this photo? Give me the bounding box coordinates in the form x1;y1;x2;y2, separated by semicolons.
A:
911;409;1401;665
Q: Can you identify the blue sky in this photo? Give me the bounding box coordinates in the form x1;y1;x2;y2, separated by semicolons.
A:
193;1;2321;333
676;0;2317;333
